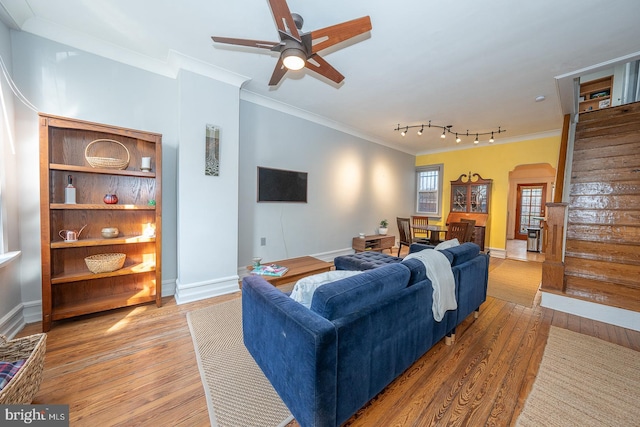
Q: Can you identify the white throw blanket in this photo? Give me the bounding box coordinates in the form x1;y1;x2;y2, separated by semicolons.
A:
404;248;457;322
290;270;363;308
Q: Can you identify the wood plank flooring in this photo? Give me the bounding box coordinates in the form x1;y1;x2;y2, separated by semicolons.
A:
17;257;640;427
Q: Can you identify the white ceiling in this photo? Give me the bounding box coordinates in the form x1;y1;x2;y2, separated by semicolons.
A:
2;0;640;154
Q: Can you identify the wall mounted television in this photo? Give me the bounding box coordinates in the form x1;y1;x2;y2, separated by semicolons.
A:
257;166;308;203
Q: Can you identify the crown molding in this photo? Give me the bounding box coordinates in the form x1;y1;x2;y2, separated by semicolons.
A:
240;90;415;155
17;15;250;87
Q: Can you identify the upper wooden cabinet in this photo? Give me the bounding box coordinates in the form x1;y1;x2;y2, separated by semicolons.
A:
579;75;613;113
39;114;162;331
448;173;492;251
450;172;492;214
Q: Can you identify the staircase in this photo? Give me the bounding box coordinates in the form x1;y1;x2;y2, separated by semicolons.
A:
562;101;640;313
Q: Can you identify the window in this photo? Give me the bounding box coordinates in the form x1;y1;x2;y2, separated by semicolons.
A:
416;164;443;216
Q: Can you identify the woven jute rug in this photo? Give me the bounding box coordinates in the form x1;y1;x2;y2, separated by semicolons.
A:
187;298;294;427
487;259;541;307
516;326;640;427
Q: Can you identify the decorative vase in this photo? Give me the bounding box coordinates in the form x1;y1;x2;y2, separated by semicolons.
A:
103;194;118;204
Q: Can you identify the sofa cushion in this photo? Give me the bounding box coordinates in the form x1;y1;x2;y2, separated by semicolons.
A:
441;242;480;266
334;251;402;271
310;263;410;321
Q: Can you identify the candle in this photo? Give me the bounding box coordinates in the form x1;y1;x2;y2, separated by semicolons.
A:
141;157;151;171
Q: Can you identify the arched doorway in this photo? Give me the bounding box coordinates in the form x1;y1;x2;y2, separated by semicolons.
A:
507;164;556;260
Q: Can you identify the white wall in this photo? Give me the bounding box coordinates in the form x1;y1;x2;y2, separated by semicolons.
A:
0;22;24;337
174;70;241;303
238;101;416;266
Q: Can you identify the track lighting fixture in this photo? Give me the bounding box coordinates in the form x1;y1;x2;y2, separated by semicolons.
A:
394;123;505;144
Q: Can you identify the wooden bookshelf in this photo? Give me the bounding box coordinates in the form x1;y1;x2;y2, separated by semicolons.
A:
39;114;162;331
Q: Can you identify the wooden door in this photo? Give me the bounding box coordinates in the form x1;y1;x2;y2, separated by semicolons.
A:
515;184;547;240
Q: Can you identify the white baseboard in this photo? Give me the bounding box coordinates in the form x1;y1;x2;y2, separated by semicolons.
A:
161;278;177;297
174;275;240;305
488;247;506;258
0;304;26;338
541;292;640;332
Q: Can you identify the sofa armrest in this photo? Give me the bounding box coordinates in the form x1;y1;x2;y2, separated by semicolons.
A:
242;275;339;427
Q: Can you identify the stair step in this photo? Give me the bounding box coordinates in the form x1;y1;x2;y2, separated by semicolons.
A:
565;239;640;265
565;255;640;287
564;275;640;312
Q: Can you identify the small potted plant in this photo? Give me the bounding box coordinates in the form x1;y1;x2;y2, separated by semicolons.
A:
379;219;389;235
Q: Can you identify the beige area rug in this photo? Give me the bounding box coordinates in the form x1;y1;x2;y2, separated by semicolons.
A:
517;326;640;427
487;259;541;306
187;298;294;427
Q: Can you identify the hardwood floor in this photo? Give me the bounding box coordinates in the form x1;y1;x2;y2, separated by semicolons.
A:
17;256;640;427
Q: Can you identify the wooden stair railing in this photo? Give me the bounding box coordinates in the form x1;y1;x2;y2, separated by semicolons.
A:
541;203;567;293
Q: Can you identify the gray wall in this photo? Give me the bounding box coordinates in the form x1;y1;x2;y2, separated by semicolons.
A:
238;101;415;265
1;28;416;333
10;31;180;322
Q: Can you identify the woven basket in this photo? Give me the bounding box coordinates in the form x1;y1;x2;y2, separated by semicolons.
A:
0;333;47;404
85;253;126;274
84;139;130;169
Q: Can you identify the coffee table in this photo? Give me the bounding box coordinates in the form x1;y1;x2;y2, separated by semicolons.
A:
248;256;333;286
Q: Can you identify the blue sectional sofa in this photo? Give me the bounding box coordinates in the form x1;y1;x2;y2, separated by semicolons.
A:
241;242;488;427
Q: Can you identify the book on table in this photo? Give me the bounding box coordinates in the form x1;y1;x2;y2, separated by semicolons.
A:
251;264;289;277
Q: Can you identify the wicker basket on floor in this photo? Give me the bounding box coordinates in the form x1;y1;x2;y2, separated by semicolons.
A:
0;333;47;404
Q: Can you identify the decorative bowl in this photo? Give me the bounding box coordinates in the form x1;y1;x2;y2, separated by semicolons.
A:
101;227;119;238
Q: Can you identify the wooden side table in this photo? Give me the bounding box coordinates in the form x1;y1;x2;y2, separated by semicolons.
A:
352;234;395;253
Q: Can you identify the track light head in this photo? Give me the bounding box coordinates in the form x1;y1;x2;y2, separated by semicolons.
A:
417;126;424;136
474;134;479;144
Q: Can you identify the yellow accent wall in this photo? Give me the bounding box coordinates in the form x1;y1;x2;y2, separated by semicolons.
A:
416;136;561;251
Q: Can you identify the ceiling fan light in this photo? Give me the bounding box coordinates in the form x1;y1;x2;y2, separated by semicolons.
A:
282;48;306;70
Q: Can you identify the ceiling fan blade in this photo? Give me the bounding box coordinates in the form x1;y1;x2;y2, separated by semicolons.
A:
305;54;344;84
268;56;288;86
267;0;301;41
310;16;372;53
211;36;279;50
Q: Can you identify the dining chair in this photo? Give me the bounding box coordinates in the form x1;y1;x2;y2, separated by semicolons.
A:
411;215;429;240
446;222;470;243
397;217;430;256
460;218;476;243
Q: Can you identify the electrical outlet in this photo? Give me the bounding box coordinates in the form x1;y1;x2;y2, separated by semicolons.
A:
260;237;266;246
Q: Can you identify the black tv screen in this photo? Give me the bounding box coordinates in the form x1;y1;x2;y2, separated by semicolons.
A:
257;167;308;203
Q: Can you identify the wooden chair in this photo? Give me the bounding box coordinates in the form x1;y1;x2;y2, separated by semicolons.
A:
460;218;476;243
411;215;429;240
446;222;470;243
395;217;422;256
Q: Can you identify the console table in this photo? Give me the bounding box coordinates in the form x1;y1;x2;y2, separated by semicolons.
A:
352;234;395;253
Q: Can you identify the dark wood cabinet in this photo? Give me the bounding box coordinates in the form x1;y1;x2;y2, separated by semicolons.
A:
448;173;492;251
39;114;162;331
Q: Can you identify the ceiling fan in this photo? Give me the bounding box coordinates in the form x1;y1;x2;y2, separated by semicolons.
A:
211;0;372;86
